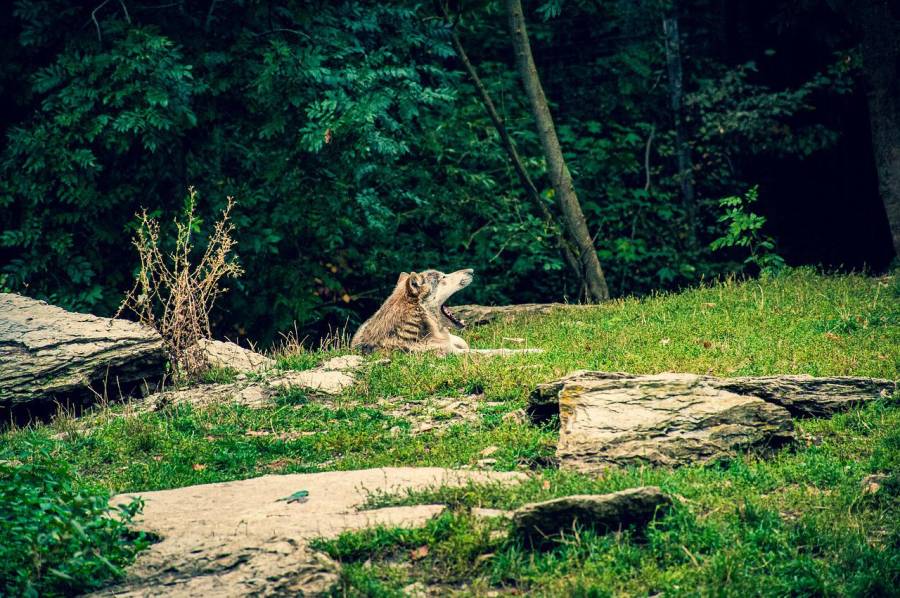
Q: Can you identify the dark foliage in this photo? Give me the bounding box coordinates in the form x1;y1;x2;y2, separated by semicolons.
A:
0;441;149;596
0;0;885;343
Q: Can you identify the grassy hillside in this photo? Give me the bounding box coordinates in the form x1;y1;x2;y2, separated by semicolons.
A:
3;269;899;596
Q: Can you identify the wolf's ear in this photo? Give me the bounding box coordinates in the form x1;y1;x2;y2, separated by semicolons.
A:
396;272;409;285
405;271;423;297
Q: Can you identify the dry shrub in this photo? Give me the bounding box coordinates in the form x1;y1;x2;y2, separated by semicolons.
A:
119;187;243;379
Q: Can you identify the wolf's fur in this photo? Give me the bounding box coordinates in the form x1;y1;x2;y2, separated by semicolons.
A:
351;269;474;355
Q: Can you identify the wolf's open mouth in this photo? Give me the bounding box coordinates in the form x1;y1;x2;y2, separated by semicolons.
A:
441;304;465;329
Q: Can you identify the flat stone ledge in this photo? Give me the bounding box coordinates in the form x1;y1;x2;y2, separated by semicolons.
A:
512;487;672;545
450;303;571;326
94;467;525;597
0;293;165;409
528;371;895;472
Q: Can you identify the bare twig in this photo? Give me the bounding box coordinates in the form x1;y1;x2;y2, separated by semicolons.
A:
91;0;131;42
118;0;132;23
252;28;313;40
644;124;656;191
204;0;218;32
92;0;113;42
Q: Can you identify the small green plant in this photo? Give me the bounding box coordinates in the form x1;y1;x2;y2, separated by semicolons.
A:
710;186;786;275
0;441;150;597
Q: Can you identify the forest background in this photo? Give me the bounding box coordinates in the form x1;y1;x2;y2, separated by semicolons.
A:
1;0;896;344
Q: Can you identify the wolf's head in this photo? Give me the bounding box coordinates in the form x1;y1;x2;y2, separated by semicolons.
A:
398;269;474;329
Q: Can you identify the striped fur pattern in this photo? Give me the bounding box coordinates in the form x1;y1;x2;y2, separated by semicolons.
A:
351;269;473;354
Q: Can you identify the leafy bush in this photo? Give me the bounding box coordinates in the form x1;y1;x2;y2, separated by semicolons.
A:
0;441;149;597
0;1;858;342
710;186;786;275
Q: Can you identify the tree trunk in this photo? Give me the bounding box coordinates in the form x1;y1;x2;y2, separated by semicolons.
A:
0;293;166;411
663;6;697;249
506;0;610;301
439;8;584;290
859;0;900;258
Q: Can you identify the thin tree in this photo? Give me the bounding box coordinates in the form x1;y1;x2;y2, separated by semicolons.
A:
438;3;584;293
662;2;698;249
859;0;900;258
506;0;610;301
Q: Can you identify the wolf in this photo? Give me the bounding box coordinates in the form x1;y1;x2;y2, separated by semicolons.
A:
351;269;474;355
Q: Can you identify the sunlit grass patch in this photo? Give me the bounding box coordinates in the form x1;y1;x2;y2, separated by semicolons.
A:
2;270;898;594
324;397;900;596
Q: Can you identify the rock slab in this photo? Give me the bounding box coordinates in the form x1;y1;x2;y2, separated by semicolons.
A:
533;372;796;471
0;293;166;408
714;375;896;418
147;355;366;410
512;487;671;545
450;303;568;326
529;371;895;472
198;338;275;373
94;467;524;597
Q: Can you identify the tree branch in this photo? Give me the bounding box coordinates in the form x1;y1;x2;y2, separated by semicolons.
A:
205;0;218;33
506;0;609;301
92;0;113;42
438;1;583;287
644;124;655;191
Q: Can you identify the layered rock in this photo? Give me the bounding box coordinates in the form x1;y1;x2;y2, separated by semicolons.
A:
530;371;896;421
529;371;895;472
512;487;672;545
714;375;896;418
561;373;792;470
0;293;165;409
197;338;275;373
450;303;568;326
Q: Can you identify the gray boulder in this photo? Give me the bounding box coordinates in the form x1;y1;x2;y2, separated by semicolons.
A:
0;293;165;409
512;487;671;545
529;371;895;472
532;372;795;471
714;374;896;418
197;338;274;373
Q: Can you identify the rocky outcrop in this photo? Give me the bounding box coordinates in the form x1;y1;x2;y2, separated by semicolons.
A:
94;467;525;597
0;293;166;409
450;303;569;326
278;355;365;395
197;338;274;373
529;371;895;472
512;487;672;545
713;375;896;418
147;355;366;410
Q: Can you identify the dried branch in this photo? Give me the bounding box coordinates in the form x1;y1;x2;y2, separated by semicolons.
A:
644;124;656;191
118;187;243;380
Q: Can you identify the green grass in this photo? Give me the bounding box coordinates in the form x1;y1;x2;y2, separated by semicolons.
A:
3;269;899;595
331;399;900;596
